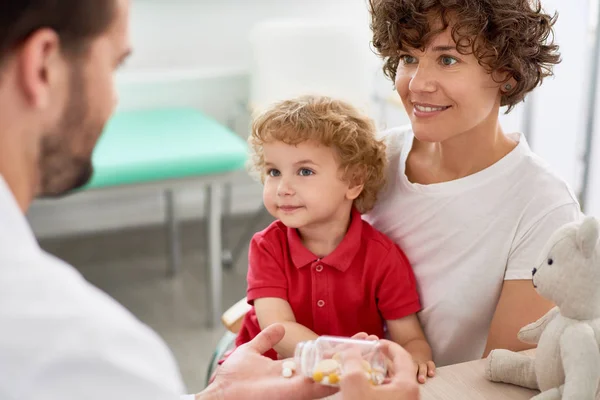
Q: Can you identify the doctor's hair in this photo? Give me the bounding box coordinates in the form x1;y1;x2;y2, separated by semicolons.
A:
369;0;561;113
0;0;115;63
249;95;387;214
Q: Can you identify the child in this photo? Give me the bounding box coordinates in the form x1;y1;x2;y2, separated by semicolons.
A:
236;95;435;383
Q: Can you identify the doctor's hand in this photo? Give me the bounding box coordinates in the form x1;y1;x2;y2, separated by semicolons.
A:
339;339;419;400
200;324;337;400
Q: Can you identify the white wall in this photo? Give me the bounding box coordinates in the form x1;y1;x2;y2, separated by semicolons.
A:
27;0;597;237
527;0;592;196
124;0;371;72
583;0;600;216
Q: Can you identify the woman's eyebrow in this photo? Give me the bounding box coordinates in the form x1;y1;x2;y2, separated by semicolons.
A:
431;45;457;52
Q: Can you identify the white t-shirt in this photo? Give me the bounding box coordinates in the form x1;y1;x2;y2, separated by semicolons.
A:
365;127;581;366
0;176;193;400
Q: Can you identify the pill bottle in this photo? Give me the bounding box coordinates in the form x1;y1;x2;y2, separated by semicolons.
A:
294;336;387;386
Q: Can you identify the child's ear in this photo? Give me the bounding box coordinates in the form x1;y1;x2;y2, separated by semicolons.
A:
346;183;364;201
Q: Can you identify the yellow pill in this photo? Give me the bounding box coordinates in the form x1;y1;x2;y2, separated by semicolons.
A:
315;359;340;374
328;373;340;385
362;360;372;372
313;371;324;382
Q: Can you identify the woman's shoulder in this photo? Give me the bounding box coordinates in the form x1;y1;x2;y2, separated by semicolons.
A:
377;124;412;159
507;142;581;240
515;144;580;209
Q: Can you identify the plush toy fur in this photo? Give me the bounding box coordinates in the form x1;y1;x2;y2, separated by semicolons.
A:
485;216;600;400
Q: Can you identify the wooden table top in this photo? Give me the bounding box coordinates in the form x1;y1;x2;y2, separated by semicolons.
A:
420;350;539;400
324;349;599;399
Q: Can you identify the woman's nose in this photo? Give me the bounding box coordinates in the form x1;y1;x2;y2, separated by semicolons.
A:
408;64;437;93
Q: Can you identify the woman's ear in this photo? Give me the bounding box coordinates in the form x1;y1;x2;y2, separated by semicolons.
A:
493;69;517;94
501;76;517;94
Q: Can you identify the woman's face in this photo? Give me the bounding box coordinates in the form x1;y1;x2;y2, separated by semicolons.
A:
395;27;506;143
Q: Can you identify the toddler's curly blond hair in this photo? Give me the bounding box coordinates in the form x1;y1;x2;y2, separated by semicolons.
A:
249;95;387;214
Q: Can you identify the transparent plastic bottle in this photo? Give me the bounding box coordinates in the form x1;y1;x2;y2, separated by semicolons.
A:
294;336;387;387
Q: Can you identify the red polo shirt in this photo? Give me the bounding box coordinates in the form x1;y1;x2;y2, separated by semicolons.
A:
235;208;421;360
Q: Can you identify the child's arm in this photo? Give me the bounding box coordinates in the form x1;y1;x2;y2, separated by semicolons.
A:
254;297;318;358
387;314;435;383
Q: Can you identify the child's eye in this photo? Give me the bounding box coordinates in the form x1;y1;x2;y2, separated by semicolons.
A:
399;54;417;65
440;55;458;66
267;169;281;177
298;168;314;177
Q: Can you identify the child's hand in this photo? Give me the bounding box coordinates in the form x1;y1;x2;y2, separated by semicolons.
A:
351;332;379;341
414;359;436;384
323;333;380;359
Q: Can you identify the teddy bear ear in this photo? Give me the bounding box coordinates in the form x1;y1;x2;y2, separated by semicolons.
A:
577;216;600;259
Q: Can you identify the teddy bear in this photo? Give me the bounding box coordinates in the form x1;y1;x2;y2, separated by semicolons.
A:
485;216;600;400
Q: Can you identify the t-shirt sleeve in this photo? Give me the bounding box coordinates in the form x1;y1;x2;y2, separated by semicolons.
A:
376;244;422;320
246;234;288;304
505;202;582;280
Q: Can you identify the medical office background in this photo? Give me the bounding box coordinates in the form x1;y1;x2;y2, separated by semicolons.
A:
28;0;600;235
23;0;600;390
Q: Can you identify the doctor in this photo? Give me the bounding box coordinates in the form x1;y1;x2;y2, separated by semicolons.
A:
0;1;418;399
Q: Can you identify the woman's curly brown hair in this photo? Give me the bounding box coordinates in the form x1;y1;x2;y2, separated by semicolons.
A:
249;95;387;214
369;0;561;112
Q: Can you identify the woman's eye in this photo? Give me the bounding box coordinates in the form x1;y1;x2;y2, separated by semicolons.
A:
399;55;417;65
440;56;458;66
267;169;281;177
298;168;314;177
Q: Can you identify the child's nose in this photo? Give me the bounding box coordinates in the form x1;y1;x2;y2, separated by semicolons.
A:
277;179;294;196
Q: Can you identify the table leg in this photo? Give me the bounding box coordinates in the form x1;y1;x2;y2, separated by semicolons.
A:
164;189;181;277
205;183;223;328
222;182;234;268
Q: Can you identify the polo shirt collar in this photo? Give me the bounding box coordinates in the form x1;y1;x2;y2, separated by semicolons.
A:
287;207;362;272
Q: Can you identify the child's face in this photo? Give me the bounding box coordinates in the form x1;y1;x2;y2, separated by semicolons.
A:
261;140;359;229
395;25;506;143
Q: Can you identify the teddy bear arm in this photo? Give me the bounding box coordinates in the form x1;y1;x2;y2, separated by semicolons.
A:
559;324;600;400
485;349;538;389
530;387;563;400
518;307;560;344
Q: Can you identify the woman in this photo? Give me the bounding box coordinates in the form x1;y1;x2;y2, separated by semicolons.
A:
365;0;581;367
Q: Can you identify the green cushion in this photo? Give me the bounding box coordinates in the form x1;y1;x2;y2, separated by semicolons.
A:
85;108;248;190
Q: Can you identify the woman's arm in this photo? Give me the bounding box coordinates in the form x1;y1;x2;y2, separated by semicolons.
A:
483;280;554;357
484;202;580;357
254;297;318;358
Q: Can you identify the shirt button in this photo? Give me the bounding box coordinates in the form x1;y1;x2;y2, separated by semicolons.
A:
315;265;323;272
317;300;325;307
